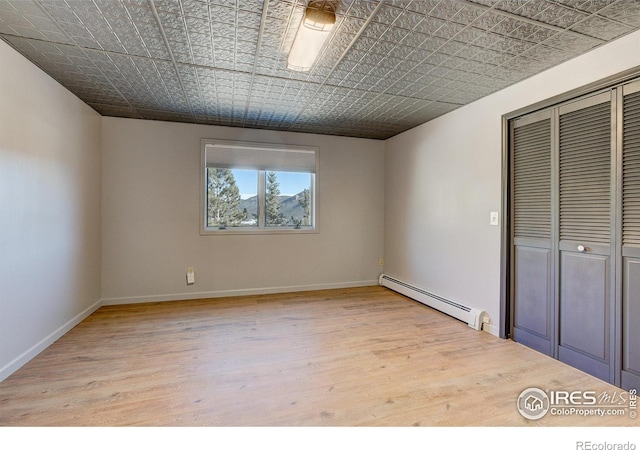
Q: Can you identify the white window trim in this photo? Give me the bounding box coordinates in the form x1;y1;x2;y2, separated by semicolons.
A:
200;139;319;235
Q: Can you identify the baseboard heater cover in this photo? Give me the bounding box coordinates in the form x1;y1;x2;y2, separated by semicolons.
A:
379;274;487;331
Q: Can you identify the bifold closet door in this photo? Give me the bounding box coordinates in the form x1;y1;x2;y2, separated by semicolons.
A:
622;82;640;390
511;82;640;388
557;92;614;383
511;111;554;356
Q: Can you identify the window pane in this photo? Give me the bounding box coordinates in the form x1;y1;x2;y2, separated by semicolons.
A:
265;171;312;228
206;168;257;228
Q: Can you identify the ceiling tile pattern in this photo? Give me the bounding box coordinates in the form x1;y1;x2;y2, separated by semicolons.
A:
1;0;639;139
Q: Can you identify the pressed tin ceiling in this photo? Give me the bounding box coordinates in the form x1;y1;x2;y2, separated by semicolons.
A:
1;1;640;139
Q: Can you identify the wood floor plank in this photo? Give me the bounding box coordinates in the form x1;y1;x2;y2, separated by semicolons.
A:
0;286;635;426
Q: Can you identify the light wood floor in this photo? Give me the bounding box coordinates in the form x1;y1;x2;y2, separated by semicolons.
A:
0;286;635;426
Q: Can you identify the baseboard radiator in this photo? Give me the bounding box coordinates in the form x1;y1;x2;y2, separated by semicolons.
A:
379;274;487;331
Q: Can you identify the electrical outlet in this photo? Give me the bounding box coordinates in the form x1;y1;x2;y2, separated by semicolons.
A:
186;267;195;285
379;258;384;266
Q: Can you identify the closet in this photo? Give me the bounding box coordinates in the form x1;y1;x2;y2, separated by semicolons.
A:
509;79;640;390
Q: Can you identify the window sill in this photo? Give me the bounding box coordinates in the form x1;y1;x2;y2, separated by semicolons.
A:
200;227;318;236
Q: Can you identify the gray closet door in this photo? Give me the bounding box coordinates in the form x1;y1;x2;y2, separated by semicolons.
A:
557;92;614;383
622;82;640;390
511;111;554;356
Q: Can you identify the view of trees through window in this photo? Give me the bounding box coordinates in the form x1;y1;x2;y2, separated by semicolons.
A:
206;168;312;229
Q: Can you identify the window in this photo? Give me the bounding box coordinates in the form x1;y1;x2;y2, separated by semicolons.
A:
201;139;317;234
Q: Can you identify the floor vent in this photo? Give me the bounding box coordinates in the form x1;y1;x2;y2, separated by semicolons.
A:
379;274;486;331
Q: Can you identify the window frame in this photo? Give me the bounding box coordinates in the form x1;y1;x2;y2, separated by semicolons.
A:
200;139;319;235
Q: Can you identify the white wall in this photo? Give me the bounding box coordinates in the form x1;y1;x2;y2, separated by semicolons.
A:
384;30;640;336
0;40;102;381
101;118;385;303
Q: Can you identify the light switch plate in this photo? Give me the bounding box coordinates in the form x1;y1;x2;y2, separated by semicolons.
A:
490;211;499;226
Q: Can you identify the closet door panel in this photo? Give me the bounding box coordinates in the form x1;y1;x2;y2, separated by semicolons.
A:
511;112;554;356
622;256;640;389
622;84;640;390
558;251;611;381
558;93;613;383
513;245;552;355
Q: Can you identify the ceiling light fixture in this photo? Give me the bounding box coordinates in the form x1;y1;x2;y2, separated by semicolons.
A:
287;2;336;72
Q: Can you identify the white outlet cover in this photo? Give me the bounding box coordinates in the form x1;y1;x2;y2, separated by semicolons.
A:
490;211;499;226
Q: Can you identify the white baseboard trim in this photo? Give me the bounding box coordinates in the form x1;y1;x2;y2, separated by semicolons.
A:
483;322;500;337
101;280;380;306
0;299;102;383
